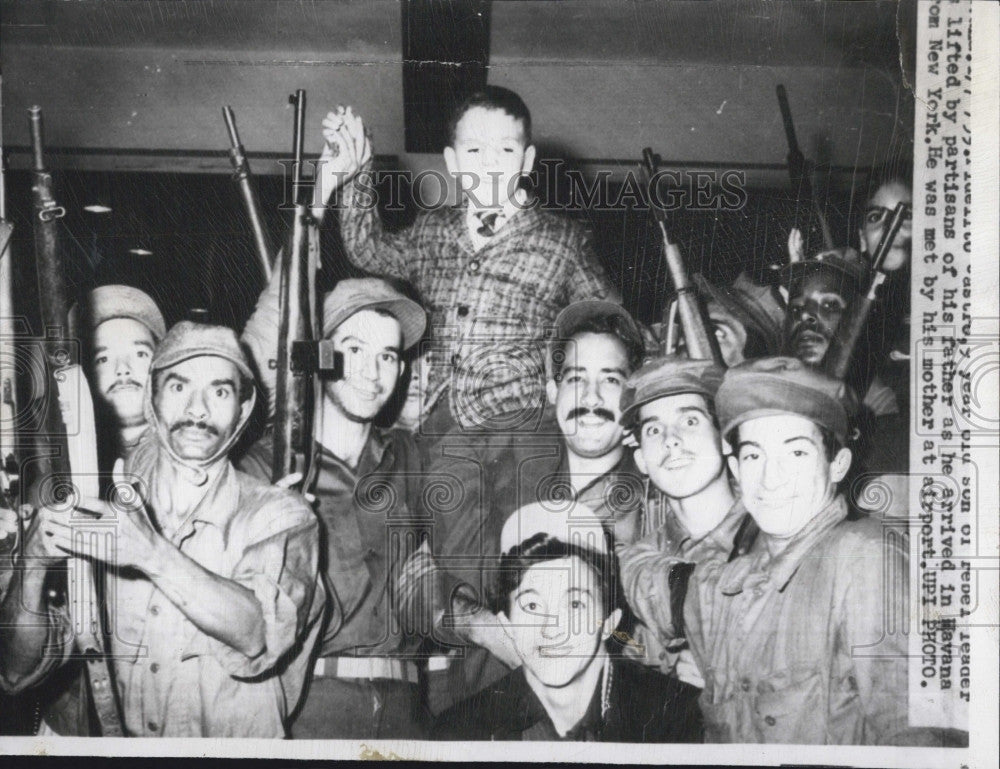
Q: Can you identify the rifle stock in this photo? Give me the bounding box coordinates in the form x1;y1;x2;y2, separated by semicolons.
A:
223;106;273;282
1;87;17;508
271;90;316;485
822;202;910;381
640;148;725;366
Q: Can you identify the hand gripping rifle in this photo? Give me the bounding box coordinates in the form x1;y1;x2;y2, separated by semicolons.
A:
822;202;911;381
223;106;273;282
776;85;834;252
28;106;124;735
271;90;319;485
640;148;725;366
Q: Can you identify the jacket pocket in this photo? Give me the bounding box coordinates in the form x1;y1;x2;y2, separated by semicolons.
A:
752;669;826;743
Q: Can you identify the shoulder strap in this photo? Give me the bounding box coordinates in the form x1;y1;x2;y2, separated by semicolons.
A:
57;364;124;736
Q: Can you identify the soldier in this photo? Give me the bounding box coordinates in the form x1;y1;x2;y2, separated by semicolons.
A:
617;357;751;687
623;357;949;745
241;277;431;739
0;322;324;737
0;284;166;735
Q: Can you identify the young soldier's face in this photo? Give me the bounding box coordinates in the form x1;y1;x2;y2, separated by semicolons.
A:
154;356;249;461
92;317;156;428
784;270;852;366
548;333;629;460
634;392;725;500
324;309;403;422
503;556;619;689
860;181;912;272
444;106;536;209
729;414;850;540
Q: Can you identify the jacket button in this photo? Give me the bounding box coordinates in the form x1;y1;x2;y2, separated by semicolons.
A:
451;354;461;367
150;662;160;673
457;305;469;317
147;721;159;732
150;605;160;616
740;679;751;692
468;260;480;274
764;715;776;726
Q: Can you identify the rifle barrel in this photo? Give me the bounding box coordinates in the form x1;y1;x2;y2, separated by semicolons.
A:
29;106;45;172
776;84;800;153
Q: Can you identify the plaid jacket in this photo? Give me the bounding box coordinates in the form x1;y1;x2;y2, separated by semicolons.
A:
339;162;619;429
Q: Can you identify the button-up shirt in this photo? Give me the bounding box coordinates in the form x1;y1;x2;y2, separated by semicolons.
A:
241;426;427;659
639;495;920;745
338;161;619;429
619;496;749;676
30;439;324;738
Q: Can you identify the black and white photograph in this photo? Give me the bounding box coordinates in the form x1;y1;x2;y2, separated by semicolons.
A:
0;1;996;764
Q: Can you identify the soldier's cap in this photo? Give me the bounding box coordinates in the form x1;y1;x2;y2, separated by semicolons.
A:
322;278;426;352
779;247;870;292
499;500;609;556
693;272;784;355
716;356;857;445
151;320;254;382
73;284;167;341
547;299;643;380
620;356;725;429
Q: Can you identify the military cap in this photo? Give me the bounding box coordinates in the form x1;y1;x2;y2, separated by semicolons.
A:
75;284;167;341
151;320;254;381
619;356;725;429
547;299;643;380
780;247;870;292
716;356;857;444
322;278;426;352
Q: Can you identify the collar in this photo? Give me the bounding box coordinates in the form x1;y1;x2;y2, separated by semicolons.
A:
660;491;743;552
315;423;393;476
721;494;849;595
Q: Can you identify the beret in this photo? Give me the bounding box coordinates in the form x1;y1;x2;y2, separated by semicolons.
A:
620;356;725;429
716;356;857;444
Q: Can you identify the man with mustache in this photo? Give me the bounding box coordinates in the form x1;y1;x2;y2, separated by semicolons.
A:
0;284;166;736
0;322;325;736
617;357;752;688
82;285;167;464
622;357;953;745
241;278;431;739
780;249;907;478
403;300;645;716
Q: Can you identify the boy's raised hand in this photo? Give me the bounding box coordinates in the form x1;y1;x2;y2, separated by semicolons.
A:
314;105;373;215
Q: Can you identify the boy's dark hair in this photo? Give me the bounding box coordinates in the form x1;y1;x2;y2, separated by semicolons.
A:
551;315;645;383
447;86;532;147
491;532;623;619
726;422;843;462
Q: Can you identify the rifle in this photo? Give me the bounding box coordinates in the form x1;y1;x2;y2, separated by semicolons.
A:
1;78;17;514
776;85;834;252
223;106;273;282
271;90;318;485
28;106;124;735
822;202;911;381
640;148;725;366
